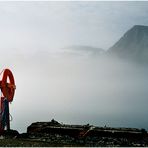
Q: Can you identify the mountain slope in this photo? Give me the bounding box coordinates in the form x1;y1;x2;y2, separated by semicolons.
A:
108;25;148;62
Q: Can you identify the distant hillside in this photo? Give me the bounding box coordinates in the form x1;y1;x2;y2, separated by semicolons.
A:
62;45;105;57
108;25;148;62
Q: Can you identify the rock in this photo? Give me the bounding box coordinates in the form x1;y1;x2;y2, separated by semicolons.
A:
17;133;29;139
25;120;148;146
50;119;61;126
3;129;19;138
27;119;61;134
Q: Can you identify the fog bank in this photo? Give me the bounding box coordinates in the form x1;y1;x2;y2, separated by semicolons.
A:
0;53;147;133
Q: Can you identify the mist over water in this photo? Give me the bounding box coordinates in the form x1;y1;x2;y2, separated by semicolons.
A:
0;52;148;133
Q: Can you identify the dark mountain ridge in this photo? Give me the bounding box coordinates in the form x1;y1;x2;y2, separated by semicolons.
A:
61;25;148;63
108;25;148;62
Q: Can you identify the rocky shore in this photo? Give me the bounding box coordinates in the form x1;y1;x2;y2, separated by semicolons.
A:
0;119;148;147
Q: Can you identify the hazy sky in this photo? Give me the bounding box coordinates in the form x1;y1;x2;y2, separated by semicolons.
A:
0;1;148;54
